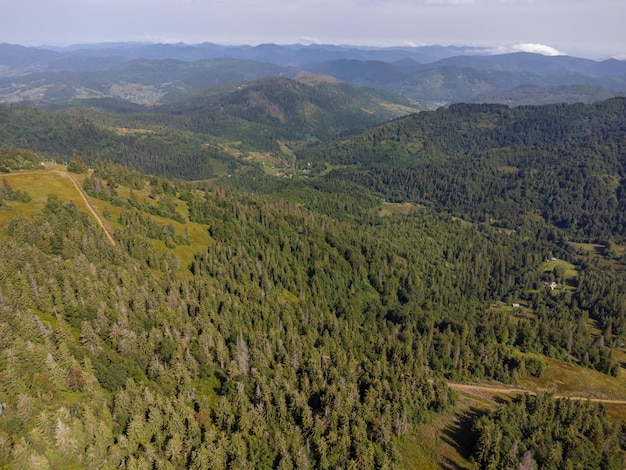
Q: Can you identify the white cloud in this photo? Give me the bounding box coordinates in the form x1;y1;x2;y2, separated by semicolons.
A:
511;43;565;56
402;40;427;47
300;37;323;45
488;43;565;56
1;0;623;57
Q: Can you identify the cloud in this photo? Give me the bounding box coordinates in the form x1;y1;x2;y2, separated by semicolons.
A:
1;0;623;57
511;43;565;56
402;40;427;47
300;37;323;45
488;43;565;56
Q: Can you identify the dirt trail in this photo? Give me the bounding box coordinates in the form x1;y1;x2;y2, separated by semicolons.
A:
4;168;117;247
447;382;626;405
63;172;116;246
4;168;118;245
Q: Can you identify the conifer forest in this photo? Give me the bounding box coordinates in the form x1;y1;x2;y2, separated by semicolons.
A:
0;90;626;469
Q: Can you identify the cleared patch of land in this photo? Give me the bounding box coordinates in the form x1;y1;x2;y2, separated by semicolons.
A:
403;353;626;469
1;166;212;270
378;201;425;216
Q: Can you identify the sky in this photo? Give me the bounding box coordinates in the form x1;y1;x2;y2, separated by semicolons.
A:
1;0;624;59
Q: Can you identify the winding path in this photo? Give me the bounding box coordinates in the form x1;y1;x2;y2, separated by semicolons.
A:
3;168;115;246
446;381;626;405
63;172;116;246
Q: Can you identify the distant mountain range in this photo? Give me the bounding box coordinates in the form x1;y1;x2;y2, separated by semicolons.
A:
1;42;625;106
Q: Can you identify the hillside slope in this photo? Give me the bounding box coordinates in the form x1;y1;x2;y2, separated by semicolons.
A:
300;98;626;243
1;99;626;468
0;77;419;179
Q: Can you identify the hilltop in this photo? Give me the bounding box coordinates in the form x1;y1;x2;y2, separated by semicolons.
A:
0;76;418;180
1;97;626;469
300;98;626;244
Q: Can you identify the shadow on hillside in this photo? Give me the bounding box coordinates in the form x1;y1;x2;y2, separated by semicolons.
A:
439;405;486;469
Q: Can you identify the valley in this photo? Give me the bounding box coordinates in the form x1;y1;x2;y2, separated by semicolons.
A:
0;48;625;468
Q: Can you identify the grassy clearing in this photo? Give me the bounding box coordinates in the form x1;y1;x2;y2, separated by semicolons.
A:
378;101;423;116
538;258;577;279
519;354;626;424
519;356;626;401
279;289;300;305
414;348;626;469
0;169;92;235
0;168;212;270
538;258;578;291
396;432;443;470
487;302;536;321
452;216;474;229
498;165;519;174
571;241;606;257
571;241;625;269
399;393;502;469
101;183;212;268
408;351;626;469
114;127;155;136
378;201;425;216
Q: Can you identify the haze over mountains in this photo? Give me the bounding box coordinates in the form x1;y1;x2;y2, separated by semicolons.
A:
1;42;625;106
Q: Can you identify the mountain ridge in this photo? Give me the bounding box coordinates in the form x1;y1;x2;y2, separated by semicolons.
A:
2;42;624;106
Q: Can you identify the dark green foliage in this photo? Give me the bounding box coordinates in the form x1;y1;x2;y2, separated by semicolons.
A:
301;98;626;243
0;178;31;204
0;104;247;179
1;98;625;468
67;155;88;173
0;171;573;467
472;394;624;469
0;182;466;467
177;77;410;142
92;159;147;189
0;77;414;179
0;146;43;172
118;208;188;247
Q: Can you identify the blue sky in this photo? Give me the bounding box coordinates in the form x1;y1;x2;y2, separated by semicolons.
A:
2;0;624;58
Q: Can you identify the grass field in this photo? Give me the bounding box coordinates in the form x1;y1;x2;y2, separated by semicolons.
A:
398;349;626;468
538;258;578;291
0;169;92;232
398;396;481;470
0;166;212;269
378;201;425;217
570;241;626;270
521;357;626;399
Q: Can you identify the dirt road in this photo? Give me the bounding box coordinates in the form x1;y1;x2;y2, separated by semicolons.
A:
3;168;116;246
447;381;626;405
63;172;116;246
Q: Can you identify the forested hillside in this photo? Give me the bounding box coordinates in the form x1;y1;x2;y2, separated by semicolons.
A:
1;99;626;468
301;98;626;244
0;77;417;179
